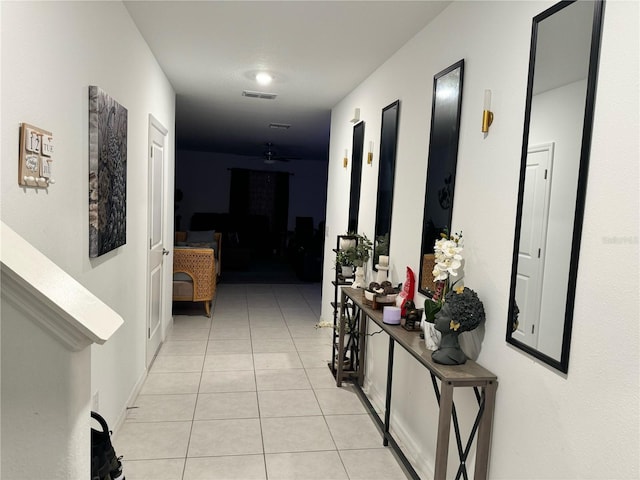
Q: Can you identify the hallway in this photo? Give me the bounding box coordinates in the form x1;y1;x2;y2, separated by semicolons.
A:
114;283;410;480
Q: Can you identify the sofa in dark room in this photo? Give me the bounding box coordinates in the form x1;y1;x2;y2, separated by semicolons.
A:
189;212;279;271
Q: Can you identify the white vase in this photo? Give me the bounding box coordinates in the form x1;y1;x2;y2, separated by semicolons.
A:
339;238;356;250
352;266;366;288
422;320;441;351
340;265;354;278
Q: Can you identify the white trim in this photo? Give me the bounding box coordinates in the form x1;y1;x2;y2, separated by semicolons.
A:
0;222;123;351
112;366;148;437
149;113;168;136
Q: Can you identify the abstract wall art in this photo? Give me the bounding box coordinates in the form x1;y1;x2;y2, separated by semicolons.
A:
89;86;128;257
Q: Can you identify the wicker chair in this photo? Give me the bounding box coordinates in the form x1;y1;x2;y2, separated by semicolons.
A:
175;231;222;277
173;232;219;316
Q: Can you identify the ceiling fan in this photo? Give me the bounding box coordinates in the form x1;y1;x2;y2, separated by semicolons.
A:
262;142;300;164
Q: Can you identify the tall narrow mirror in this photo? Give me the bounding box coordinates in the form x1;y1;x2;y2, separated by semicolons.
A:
348;121;365;233
418;60;464;294
507;0;604;373
373;100;400;267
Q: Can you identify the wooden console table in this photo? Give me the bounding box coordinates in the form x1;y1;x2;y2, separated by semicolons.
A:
336;287;497;480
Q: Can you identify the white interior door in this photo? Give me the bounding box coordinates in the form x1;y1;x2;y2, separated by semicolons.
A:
147;116;168;367
514;142;554;347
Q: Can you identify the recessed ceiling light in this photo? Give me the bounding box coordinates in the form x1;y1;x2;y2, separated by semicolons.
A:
256;72;273;85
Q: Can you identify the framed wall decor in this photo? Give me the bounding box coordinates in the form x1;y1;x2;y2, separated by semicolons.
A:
506;0;604;373
18;123;54;188
89;86;128;258
373;100;400;268
348;121;365;233
418;60;464;295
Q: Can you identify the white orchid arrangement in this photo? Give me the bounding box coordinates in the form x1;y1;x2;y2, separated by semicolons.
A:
424;231;464;323
432;231;464;286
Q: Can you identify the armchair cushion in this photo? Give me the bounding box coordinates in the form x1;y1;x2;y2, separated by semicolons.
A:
187;230;216;243
176;243;218;257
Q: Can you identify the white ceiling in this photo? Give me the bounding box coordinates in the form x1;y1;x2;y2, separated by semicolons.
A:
124;1;451;162
533;0;593;95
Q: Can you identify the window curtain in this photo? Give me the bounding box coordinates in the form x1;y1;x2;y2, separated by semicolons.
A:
229;168;289;254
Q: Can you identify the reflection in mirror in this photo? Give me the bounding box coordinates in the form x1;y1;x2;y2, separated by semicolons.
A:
507;0;604;373
418;60;464;295
373;100;400;268
348;122;365;233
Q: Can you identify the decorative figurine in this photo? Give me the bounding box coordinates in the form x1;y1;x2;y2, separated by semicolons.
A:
395;267;415;316
431;287;485;365
403;306;423;331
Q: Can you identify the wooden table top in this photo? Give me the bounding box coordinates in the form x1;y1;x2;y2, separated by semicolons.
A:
341;287;497;384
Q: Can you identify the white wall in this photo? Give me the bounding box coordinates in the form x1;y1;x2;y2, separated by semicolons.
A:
1;0;175;445
323;1;639;478
175;150;328;231
1;300;91;480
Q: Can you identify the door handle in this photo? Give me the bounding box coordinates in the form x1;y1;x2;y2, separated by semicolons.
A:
162;248;170;256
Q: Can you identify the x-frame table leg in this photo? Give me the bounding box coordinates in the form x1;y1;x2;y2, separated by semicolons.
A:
431;374;496;480
434;378;454;479
474;380;497;480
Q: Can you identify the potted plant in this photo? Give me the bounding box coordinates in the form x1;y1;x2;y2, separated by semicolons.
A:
348;233;373;267
339;235;357;251
347;234;372;288
335;249;354;278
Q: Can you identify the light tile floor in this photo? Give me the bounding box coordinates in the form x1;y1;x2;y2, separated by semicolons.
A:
115;283;410;480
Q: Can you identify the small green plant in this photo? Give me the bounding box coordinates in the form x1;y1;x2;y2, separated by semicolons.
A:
335;249;353;268
337;233;373;268
348;234;373;267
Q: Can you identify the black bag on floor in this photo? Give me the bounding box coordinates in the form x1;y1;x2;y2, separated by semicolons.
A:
91;411;125;480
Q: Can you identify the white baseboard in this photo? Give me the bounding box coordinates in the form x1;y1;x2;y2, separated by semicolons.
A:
113;313;176;436
112;366;148;436
114;311;177;436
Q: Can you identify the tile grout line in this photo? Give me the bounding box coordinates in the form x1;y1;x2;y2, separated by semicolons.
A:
275;285;350;479
245;287;270;480
133;283;403;479
180;292;218;480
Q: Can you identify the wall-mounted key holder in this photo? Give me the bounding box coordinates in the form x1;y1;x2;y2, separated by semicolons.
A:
19;123;55;188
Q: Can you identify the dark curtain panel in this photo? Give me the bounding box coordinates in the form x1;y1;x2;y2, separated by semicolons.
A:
229;168;250;216
229;168;289;256
274;172;289;234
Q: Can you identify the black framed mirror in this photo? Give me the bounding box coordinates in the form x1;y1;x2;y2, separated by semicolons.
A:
348;121;365;233
418;60;464;294
507;0;605;373
373;100;400;268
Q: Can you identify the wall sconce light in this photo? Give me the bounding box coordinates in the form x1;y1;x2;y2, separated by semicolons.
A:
482;89;494;134
367;141;373;165
343;149;349;168
350;108;360;123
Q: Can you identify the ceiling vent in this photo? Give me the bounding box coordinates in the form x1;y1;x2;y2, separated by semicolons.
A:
242;90;277;100
269;123;291;130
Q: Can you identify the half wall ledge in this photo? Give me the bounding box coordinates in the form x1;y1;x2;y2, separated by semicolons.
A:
1;222;123;351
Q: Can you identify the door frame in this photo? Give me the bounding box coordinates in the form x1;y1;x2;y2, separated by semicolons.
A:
146;114;170;367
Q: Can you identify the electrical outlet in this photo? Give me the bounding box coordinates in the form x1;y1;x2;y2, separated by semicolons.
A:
92;391;99;411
